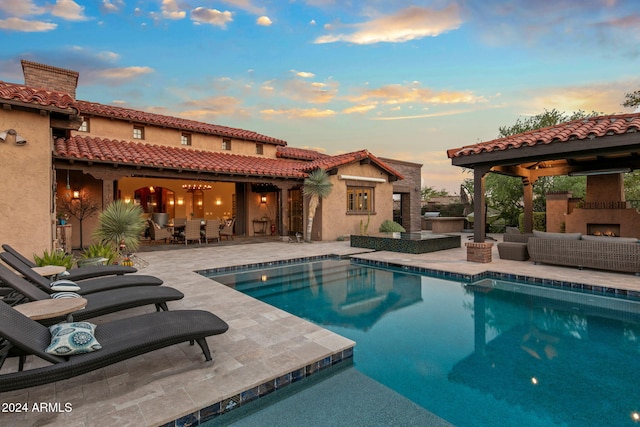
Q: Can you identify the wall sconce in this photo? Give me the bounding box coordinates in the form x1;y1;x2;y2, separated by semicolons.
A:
72;190;80;200
149;186;155;193
260;195;267;204
215;198;222;206
169;199;175;206
124;197;132;204
0;129;27;145
177;198;184;206
197;200;203;207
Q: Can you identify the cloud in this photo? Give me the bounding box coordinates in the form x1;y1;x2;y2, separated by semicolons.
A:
343;104;377;114
372;109;474;121
95;66;154;82
348;82;486;106
261;108;337;119
191;7;233;27
220;0;266;15
161;0;185;20
292;70;315;78
50;0;89;21
256;16;272;26
100;0;124;14
0;0;44;16
178;95;251;119
0;17;57;31
314;5;462;44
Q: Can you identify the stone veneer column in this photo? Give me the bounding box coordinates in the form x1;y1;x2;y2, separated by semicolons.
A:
465;242;493;263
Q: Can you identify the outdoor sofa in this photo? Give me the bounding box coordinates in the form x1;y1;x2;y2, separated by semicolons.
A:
2;244;137;281
527;231;640;275
0;300;228;392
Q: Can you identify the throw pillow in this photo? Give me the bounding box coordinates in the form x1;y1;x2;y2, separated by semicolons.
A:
50;280;81;292
46;322;102;356
50;292;82;299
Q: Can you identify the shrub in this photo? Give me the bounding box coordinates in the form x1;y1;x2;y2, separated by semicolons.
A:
92;200;145;252
379;220;406;232
517;212;546;231
81;243;119;265
33;249;74;270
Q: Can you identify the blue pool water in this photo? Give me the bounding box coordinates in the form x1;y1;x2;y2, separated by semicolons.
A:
208;259;640;426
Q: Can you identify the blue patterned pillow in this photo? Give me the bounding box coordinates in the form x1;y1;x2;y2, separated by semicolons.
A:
45;322;102;355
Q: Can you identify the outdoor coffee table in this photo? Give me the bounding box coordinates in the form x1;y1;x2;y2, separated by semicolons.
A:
14;298;87;321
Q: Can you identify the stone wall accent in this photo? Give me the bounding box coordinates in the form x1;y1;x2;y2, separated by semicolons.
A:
379;157;422;233
465;242;493;263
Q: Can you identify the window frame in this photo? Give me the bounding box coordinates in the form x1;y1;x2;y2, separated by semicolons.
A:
222;138;232;150
346;185;375;214
78;119;90;132
256;143;264;155
133;125;145;140
181;133;192;146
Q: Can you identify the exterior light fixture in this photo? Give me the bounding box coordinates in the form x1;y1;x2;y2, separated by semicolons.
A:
215;198;222;205
72;190;80;199
260;195;267;204
0;129;27;145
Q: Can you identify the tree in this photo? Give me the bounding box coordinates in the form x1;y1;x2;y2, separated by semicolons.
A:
421;186;449;201
58;189;100;249
622;90;640;108
303;169;333;242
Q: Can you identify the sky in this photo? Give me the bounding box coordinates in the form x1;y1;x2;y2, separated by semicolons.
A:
1;0;639;194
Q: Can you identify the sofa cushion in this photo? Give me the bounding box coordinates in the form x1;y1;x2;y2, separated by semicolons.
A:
581;235;639;244
533;230;582;240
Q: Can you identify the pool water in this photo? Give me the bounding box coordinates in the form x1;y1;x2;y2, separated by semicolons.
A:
208;259;640;426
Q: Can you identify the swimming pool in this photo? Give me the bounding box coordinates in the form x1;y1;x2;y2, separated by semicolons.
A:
208;259;640;426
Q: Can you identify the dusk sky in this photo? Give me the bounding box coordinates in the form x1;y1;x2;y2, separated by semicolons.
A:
1;0;639;193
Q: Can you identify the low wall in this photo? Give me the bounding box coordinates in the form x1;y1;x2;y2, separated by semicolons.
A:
431;217;465;233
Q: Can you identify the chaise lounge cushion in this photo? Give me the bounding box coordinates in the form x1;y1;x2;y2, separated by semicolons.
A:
533;230;582;240
580;235;639;244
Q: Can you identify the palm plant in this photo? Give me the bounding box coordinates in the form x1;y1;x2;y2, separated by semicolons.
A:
303;168;333;242
92;200;145;252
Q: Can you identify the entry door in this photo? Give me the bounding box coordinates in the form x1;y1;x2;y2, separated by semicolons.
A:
288;189;303;234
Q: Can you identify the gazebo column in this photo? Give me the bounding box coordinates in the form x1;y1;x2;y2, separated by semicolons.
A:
522;178;534;233
466;166;493;263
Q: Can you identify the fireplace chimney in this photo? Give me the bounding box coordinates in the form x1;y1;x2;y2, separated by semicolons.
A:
20;60;79;99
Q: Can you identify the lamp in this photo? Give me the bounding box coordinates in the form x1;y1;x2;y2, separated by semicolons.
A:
72;190;80;199
0;129;27;145
260;195;267;204
568;167;631;176
177;198;184;206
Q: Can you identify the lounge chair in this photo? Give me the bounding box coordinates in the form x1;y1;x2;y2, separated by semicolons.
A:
0;252;163;295
2;244;136;281
0;263;184;326
0;300;228;392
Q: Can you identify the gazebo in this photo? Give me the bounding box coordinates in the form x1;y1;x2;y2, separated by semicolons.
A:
447;113;640;258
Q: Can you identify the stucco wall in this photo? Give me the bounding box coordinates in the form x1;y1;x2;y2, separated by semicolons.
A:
318;163;395;241
0;110;54;258
72;117;278;158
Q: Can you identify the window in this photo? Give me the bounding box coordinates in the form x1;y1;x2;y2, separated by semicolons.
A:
78;119;89;132
181;133;191;146
133;125;145;140
256;143;264;155
347;187;374;213
222;139;232;150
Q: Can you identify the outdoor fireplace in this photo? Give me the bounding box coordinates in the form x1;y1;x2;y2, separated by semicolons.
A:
587;223;620;237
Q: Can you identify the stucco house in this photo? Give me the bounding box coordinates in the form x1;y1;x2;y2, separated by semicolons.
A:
0;60;422;257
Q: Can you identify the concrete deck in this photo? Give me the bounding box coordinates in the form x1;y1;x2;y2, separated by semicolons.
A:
1;233;639;426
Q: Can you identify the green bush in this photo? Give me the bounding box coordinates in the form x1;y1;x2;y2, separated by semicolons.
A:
379;220;406;232
517;212;546;231
33;249;74;270
81;243;119;265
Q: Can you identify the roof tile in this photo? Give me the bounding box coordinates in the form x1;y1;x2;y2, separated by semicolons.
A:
0;81;77;112
447;113;640;159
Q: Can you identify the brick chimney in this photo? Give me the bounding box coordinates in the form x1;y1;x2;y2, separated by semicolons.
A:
21;60;79;99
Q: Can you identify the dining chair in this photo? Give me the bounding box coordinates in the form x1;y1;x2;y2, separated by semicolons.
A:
220;217;236;240
205;220;221;243
184;220;201;245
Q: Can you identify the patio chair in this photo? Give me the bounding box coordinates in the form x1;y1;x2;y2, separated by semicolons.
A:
148;220;172;244
0;299;228;392
204;220;221;243
0;252;163;295
184;220;201;245
2;244;136;281
0;263;184;326
220;218;236;240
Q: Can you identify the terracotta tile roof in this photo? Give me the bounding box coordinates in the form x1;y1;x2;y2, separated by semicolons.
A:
276;146;329;160
54;136;306;178
447;113;640;159
303;149;405;180
75;100;287;146
0;81;77;112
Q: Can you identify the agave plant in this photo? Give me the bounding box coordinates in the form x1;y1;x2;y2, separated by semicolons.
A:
81;242;120;265
33;249;74;270
92;200;145;252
